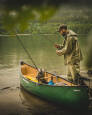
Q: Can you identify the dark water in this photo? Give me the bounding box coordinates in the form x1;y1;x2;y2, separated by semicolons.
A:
0;1;92;115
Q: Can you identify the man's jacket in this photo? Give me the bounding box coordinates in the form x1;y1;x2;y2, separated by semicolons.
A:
56;30;83;65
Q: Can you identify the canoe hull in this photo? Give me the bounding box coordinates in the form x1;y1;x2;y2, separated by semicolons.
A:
20;74;89;110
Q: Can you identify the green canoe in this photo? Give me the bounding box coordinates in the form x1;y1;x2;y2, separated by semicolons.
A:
20;61;89;110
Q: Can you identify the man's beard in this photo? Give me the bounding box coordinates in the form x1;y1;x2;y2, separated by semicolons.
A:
62;32;66;38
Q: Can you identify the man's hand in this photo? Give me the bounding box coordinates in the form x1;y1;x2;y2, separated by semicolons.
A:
56;50;62;56
54;44;61;49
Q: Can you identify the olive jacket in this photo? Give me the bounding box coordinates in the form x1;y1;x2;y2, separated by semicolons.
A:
56;30;83;65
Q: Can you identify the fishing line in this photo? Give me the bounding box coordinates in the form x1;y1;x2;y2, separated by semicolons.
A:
16;34;38;70
41;34;60;45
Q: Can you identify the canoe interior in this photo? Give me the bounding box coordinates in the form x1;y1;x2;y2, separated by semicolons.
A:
21;63;75;86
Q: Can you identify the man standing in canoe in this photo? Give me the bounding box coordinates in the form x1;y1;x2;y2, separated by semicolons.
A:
55;24;83;84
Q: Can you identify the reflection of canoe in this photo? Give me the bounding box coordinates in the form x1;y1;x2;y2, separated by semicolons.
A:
20;61;89;110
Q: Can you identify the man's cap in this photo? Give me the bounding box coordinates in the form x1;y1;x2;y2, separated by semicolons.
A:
57;24;67;32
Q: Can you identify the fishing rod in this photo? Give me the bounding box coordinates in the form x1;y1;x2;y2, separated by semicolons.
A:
16;33;38;70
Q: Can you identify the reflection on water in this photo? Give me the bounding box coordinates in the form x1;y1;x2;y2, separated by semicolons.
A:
20;87;92;115
20;87;64;115
0;86;91;115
